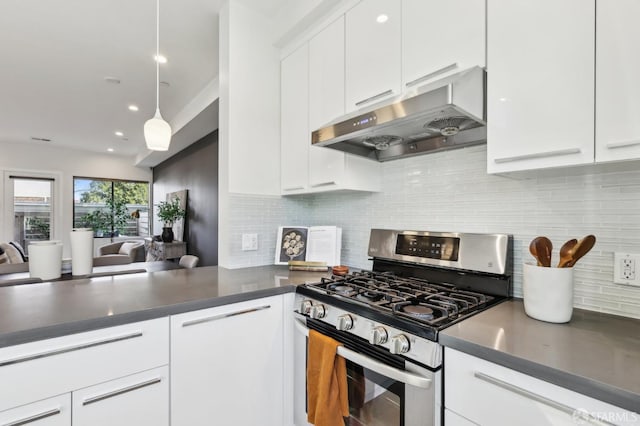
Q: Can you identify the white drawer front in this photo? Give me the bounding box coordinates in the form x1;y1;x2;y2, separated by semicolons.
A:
0;394;71;426
72;366;169;426
0;318;169;412
445;348;639;426
444;408;478;426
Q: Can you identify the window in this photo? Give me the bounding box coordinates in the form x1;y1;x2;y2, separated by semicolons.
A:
7;175;55;254
73;177;150;238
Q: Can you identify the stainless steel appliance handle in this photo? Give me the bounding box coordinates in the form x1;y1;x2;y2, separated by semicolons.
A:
294;319;432;389
493;148;581;164
82;377;162;406
355;89;394;107
182;305;271;327
405;63;458;88
0;332;143;367
4;408;62;426
606;139;640;149
310;181;337;188
473;372;616;426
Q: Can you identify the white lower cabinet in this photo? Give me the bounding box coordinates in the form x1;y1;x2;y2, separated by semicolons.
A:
170;295;285;426
444;348;638;426
0;394;71;426
72;366;169;426
444;408;477;426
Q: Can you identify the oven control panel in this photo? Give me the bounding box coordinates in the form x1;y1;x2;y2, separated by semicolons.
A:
294;295;443;369
395;234;460;261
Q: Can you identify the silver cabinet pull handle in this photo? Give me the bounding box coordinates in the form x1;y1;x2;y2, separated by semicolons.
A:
355;89;394;107
606;139;640;149
310;181;337;188
474;372;616;426
282;186;305;191
82;377;162;406
0;332;143;367
405;63;458;87
294;319;432;389
493;148;581;164
182;305;271;327
5;408;62;426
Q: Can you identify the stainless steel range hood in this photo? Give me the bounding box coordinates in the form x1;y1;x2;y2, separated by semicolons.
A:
311;67;486;161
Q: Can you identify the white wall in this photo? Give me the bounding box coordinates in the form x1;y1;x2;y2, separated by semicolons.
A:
218;0;282;266
0;141;151;257
224;145;640;320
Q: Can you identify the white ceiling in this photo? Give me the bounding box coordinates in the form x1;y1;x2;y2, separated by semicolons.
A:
0;0;290;162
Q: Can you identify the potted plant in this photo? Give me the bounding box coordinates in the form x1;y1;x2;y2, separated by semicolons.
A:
156;197;186;242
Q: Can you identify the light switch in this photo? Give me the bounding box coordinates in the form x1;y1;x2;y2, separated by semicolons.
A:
242;233;258;251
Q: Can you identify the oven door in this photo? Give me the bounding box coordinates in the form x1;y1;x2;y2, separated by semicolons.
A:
294;317;441;426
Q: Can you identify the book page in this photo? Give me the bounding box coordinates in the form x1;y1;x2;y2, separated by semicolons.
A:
275;226;308;265
306;226;341;266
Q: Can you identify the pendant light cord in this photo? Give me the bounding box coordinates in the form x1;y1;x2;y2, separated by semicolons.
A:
155;0;160;111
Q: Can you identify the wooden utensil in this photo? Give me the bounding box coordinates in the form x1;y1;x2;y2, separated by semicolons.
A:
565;235;596;267
557;238;578;268
530;236;552;267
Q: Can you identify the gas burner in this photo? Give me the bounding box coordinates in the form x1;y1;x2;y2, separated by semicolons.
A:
401;304;435;319
356;291;384;302
329;284;355;295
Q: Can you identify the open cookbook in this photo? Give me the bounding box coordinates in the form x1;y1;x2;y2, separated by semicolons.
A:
275;226;342;266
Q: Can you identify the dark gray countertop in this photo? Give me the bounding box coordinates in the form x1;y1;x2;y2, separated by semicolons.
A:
0;265;331;348
440;299;640;413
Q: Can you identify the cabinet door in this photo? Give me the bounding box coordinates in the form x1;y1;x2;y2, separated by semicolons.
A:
487;0;595;174
309;16;348;188
72;366;168;426
402;0;485;89
345;0;401;112
281;44;309;193
171;296;285;426
0;394;71;426
596;0;640;162
445;348;637;426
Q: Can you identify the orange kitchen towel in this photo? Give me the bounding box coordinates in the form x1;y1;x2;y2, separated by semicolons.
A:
307;329;349;426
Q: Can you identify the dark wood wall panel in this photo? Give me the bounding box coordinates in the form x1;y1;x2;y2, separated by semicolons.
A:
152;131;218;266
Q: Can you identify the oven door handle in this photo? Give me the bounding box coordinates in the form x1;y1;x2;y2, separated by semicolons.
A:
294;319;433;389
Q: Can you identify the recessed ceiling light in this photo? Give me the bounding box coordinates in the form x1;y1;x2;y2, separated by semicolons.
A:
154;55;167;64
107;148;114;152
104;76;121;84
128;105;139;112
376;14;388;23
115;131;124;137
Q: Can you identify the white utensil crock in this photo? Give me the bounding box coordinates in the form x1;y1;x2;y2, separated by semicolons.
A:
523;263;574;323
28;241;63;280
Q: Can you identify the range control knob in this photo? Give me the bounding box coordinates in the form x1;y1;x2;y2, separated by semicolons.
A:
389;334;410;354
300;300;313;315
309;304;326;319
336;315;354;331
369;326;388;345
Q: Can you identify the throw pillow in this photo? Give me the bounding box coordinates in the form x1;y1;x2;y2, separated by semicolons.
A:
0;243;23;264
119;242;138;256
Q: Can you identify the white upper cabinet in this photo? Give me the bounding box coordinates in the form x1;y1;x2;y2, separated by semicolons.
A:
345;0;401;112
487;0;595;174
281;44;310;192
596;0;640;163
402;0;485;89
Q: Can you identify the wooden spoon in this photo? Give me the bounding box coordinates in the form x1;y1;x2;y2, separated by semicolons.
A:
530;236;552;267
557;238;578;268
565;235;596;267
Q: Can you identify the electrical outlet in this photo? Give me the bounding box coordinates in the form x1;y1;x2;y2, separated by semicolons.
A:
241;233;258;251
613;252;640;286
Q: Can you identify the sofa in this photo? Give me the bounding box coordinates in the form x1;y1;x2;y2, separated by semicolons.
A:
93;241;146;266
0;242;30;274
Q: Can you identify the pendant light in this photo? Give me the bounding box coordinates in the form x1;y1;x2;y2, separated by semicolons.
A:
144;0;171;151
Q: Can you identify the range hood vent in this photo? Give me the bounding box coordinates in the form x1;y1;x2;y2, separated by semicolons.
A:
311;67;486;162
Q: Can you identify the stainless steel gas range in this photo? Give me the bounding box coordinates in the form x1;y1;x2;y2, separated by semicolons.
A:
293;229;513;426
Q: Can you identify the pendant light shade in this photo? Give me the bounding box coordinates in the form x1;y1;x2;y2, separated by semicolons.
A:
144;108;171;151
145;0;172;151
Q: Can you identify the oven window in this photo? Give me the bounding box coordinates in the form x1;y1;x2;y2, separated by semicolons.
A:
347;360;404;426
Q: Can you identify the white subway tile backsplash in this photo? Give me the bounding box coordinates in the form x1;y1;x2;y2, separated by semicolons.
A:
226;145;640;319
